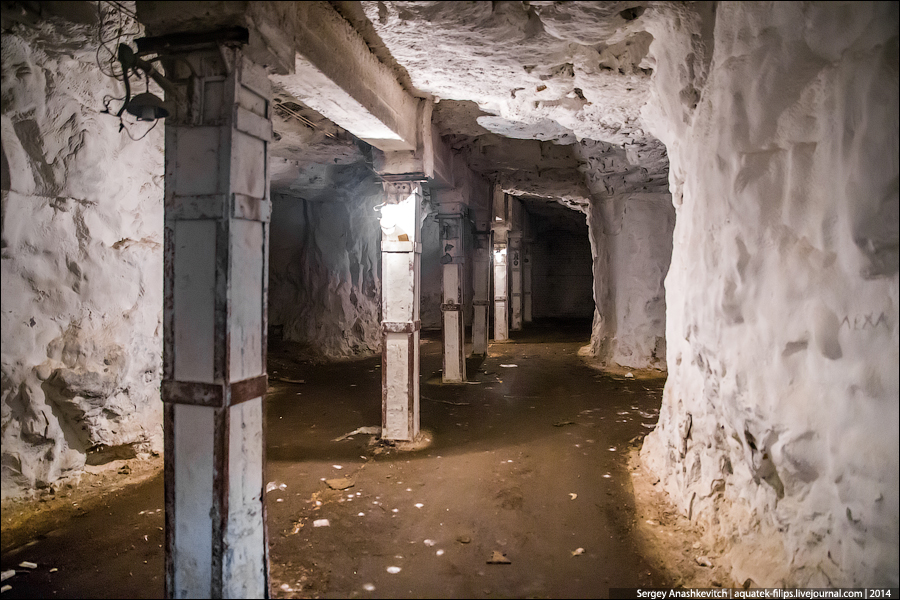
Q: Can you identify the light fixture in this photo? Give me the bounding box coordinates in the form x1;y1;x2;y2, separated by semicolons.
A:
125;91;169;121
112;43;174;124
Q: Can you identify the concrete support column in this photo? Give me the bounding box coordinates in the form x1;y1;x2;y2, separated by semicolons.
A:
509;231;523;331
438;204;466;382
493;241;509;341
472;227;491;355
161;43;271;599
380;180;423;441
523;243;533;323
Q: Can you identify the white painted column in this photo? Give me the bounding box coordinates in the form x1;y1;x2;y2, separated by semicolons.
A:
509;231;523;331
161;43;271;599
438;204;466;383
523;243;533;323
472;226;491;355
493;242;509;341
380;180;422;441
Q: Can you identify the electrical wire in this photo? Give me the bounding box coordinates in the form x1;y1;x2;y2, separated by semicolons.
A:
120;114;160;141
274;102;337;139
95;0;141;79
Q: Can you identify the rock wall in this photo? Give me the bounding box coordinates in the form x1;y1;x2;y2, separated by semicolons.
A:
268;165;383;359
641;2;899;587
1;16;164;497
584;192;674;370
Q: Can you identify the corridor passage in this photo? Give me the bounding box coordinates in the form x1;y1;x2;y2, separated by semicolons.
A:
2;320;677;599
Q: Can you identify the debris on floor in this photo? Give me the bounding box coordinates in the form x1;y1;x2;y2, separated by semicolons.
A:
500;364;518;367
695;556;713;567
553;420;576;427
18;562;36;569
0;571;13;582
325;477;355;491
456;535;472;544
487;551;511;564
333;426;382;441
571;547;585;557
313;519;330;528
266;481;287;493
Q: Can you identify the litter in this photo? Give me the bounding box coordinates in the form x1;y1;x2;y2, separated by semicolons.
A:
333;426;382;441
313;519;330;528
625;372;634;378
422;397;470;406
569;493;577;500
49;568;57;573
386;566;401;574
1;585;10;593
0;572;13;582
325;477;355;490
695;556;713;567
415;503;424;508
457;535;472;544
17;563;36;570
424;539;436;546
499;364;518;368
487;550;511;564
265;482;287;493
571;547;585;557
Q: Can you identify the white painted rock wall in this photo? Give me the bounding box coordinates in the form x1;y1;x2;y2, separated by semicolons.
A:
268;165;383;358
1;20;164;497
583;190;675;370
641;2;899;587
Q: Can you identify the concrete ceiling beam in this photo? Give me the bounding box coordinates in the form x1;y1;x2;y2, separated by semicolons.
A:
271;1;418;153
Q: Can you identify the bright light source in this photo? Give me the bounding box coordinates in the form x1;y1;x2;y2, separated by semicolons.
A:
379;192;416;242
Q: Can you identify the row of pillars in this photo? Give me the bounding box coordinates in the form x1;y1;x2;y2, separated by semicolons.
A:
159;40;533;598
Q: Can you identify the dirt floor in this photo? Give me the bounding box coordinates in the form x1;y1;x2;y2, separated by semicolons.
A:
1;319;737;598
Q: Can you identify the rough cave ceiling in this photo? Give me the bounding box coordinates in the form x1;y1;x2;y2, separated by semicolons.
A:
250;1;673;214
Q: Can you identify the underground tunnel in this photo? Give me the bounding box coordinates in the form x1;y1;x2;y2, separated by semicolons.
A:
1;1;897;598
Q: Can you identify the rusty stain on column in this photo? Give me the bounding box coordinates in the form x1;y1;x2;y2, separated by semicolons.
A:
159;37;271;599
438;203;467;382
380;180;423;441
